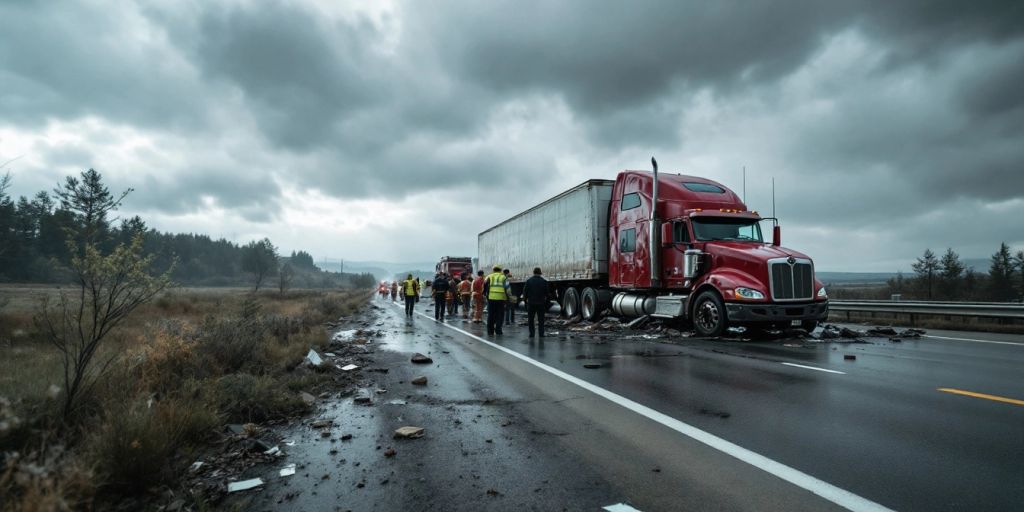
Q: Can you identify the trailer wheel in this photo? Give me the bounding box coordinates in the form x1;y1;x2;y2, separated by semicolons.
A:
563;287;580;318
693;291;727;337
580;287;601;321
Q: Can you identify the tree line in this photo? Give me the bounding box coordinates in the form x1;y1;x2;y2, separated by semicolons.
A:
883;245;1024;302
0;169;376;290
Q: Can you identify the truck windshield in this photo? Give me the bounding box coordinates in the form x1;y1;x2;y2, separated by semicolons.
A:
692;218;763;242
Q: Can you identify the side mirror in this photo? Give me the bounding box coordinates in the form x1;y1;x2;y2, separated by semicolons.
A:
661;222;674;247
772;225;782;246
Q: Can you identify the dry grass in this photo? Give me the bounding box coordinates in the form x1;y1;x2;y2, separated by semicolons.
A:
0;286;371;509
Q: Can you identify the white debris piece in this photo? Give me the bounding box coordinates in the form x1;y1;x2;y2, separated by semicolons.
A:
279;463;297;477
340;364;359;371
263;446;280;456
305;349;323;367
227;478;264;492
603;504;643;512
189;461;204;472
325;353;337;357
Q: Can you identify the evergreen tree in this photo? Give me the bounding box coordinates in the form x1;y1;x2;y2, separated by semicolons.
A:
938;248;964;300
242;238;279;291
988;242;1015;301
1014;250;1024;302
53;168;131;248
911;248;939;300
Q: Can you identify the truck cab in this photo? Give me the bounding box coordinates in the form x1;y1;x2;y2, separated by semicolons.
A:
608;171;828;336
436;256;473;279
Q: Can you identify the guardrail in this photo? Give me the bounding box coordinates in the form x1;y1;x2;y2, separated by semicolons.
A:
828;300;1024;320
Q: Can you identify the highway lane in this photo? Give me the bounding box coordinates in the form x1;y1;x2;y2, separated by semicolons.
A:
399;299;1024;511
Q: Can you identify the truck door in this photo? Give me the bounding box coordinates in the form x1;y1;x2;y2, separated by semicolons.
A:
618;223;638;286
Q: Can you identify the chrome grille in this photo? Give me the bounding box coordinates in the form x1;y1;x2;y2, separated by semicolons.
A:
769;259;814;301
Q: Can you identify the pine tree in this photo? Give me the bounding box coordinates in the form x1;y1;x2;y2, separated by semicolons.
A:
938;248;964;300
988;242;1015;301
912;249;939;300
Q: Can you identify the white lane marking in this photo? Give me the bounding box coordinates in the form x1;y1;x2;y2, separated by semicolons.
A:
390;302;893;512
781;362;846;375
924;335;1024;347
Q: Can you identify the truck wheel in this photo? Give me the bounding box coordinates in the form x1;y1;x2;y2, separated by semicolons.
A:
800;320;819;333
693;291;727;337
563;287;580;318
581;287;601;321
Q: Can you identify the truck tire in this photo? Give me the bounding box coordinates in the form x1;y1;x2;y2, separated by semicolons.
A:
693;291;727;337
581;287;601;321
563;287;580;319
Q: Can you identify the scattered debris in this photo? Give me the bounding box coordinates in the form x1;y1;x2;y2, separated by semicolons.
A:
844;354;857;361
625;315;651;330
311;419;332;429
340;364;359;371
867;327;899;336
393;426;425;439
341;434;353;441
411;353;433;364
299;391;316;405
411;376;428;386
227;478;264;493
189;461;204;472
279;463;297;477
486;488;504;497
247;438;275;453
603;503;643;512
354;389;373;405
386;399;407;405
384;448;397;457
583;363;602;369
263;446;281;456
305;349;324;367
225;424;245;435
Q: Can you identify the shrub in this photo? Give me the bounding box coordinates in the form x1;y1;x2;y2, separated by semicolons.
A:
86;397;219;493
0;447;96;512
214;373;308;423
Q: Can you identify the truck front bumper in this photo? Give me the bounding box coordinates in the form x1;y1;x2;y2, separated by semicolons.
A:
725;300;828;324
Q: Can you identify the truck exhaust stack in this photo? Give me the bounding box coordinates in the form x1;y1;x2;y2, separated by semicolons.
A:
649;157;661;289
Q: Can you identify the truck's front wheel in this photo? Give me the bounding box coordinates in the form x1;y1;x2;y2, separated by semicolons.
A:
693;291;727;337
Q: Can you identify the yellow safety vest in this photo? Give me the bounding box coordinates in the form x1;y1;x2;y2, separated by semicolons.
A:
487;273;508;301
404;279;417;296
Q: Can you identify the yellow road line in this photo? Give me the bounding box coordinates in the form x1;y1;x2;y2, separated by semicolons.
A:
937;388;1024;406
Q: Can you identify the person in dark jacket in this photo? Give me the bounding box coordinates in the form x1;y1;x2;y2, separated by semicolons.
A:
521;267;549;337
432;273;451;321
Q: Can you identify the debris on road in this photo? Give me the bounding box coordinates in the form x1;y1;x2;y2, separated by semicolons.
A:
411;375;428;385
393;426;425;439
384;448;397;457
411;353;433;364
310;419;332;429
340;364;359;371
844;354;857;361
354;390;373;405
279;463;297;477
299;391;316;405
227;478;264;493
625;315;650;330
305;349;324;367
583;363;602;369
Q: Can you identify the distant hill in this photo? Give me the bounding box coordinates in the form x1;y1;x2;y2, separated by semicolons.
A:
817;272;898;284
315;260;436;281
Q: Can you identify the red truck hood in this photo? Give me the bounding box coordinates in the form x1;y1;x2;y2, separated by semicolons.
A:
702;241;813;273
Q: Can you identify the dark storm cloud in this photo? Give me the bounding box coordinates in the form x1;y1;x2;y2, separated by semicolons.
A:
126;170;282;223
0;1;207;131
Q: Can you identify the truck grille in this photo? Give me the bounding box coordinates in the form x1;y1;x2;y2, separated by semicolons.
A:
769;260;814;301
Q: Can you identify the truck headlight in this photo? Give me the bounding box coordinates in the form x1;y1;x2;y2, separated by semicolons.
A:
817;287;827;299
734;287;765;300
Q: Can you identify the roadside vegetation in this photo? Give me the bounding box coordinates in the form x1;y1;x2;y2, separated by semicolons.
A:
828;244;1024;301
0;169;373;510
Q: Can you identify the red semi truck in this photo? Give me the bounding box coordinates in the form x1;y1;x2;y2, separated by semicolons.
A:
477;160;828;336
436;256;473;279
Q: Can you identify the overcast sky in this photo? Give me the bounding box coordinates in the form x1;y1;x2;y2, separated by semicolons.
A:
2;0;1022;271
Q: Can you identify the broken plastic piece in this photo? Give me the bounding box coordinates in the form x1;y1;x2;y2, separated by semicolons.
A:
603;503;643;512
189;461;204;472
279;464;297;477
340;364;359;371
393;426;425;439
227;478;264;492
264;446;280;456
305;349;323;367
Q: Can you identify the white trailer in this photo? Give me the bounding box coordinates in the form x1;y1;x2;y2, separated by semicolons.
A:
477;180;613;283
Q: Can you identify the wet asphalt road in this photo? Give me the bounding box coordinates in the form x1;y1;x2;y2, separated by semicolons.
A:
242;297;1023;511
383;298;1023;511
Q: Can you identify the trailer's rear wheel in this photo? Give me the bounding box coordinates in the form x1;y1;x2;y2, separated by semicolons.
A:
693;291;727;337
562;287;580;319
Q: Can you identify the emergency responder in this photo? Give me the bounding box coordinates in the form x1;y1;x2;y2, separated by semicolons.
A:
458;274;472;318
402;274;419;317
503;269;516;325
432;272;450;321
471;270;485;323
483;265;510;335
390;281;398;302
448;274;460;316
522;267;549;337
